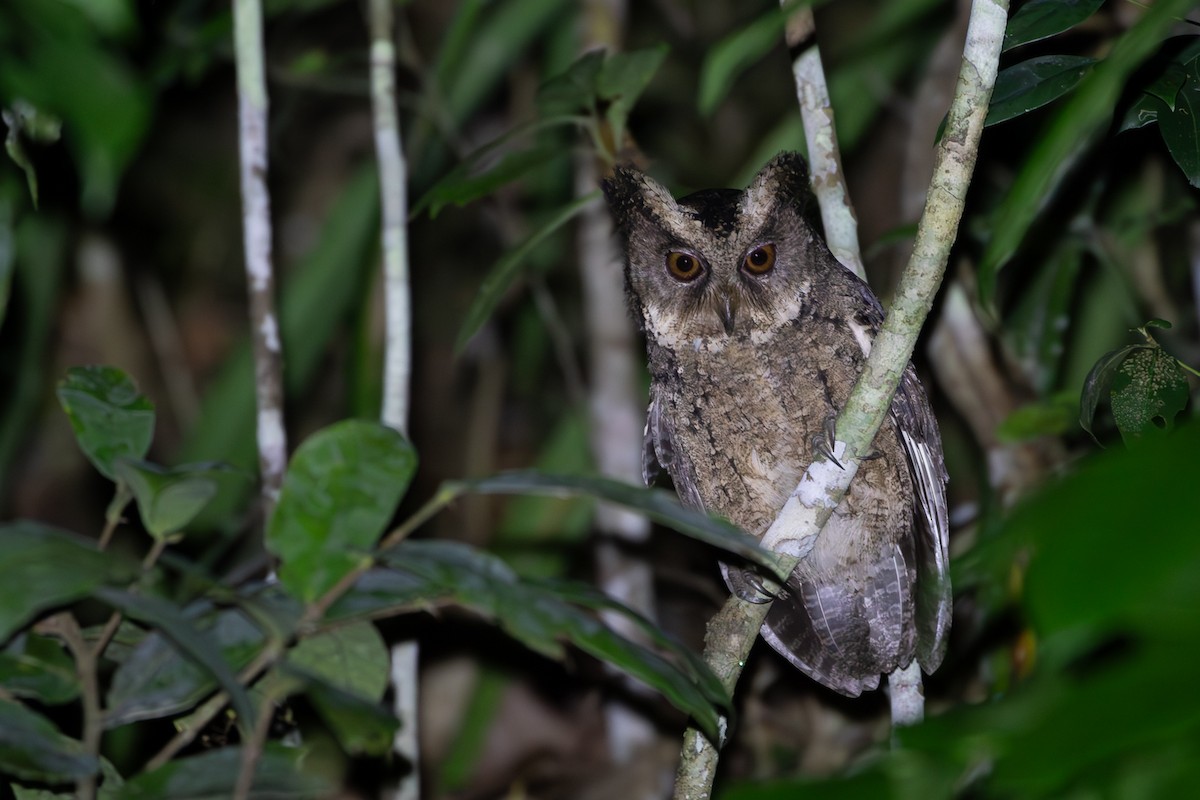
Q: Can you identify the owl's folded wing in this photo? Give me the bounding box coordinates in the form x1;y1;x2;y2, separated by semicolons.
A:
892;365;952;673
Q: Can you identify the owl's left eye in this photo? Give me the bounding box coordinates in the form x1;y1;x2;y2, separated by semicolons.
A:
742;244;776;275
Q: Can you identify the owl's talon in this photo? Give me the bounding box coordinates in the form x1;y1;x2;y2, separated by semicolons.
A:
811;415;844;469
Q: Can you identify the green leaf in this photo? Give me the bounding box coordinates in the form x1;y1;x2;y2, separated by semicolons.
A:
114;460;232;539
697;5;787;116
105;607;265;728
1003;0;1105;51
448;471;787;578
278;663;399;756
996;393;1078;442
287;621;389;701
1078;344;1142;440
0;521;138;642
0;699;97;783
1110;346;1190;445
2;101;62;208
978;0;1195;304
415;144;568;219
536;50;605;116
985;55;1097;127
267;420;417;603
93;589;256;732
322;568;433;625
597;45;669;148
118;744;333;799
1156;59;1200;186
56;366;155;481
455;192;600;352
379;540;730;741
0;634;80;705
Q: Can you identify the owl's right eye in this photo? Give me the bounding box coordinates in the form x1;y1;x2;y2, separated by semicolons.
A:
666;251;703;282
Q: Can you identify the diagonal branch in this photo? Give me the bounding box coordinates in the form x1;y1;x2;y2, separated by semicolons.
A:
672;0;1009;796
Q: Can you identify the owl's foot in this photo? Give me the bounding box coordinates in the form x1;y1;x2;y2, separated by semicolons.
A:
811;414;844;469
720;563;779;604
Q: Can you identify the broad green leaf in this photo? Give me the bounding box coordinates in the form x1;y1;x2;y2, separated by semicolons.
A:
0;521;138;642
93;589;256;731
455;192;599;352
1004;235;1084;394
56;366;155;481
0;699;97;783
985;56;1097;127
978;0;1195;303
2;101;62;208
278;663;399;756
379;540;730;741
12;757;124;800
1078;344;1143;440
114;460;231;539
1110;346;1189;445
597;45;669;148
0;634;79;705
118;744;333;799
105;607;264;728
416;144;568;219
449;471;787;578
323;568;434;625
1117;39;1200;132
1003;0;1105;51
288;621;389;701
1156;59;1200;186
537;50;605;116
267;420;416;603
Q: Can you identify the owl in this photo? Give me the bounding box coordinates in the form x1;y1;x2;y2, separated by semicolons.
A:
601;152;950;696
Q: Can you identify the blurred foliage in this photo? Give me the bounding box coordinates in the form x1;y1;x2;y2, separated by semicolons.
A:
0;0;1197;797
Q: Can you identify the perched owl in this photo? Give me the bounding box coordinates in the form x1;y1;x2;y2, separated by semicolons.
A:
601;152;950;696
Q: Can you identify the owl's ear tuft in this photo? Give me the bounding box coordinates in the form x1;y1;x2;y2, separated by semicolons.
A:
602;165;677;238
743;151;819;230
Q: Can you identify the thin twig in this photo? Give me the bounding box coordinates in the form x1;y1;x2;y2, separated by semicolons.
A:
673;0;1009;795
233;0;287;521
51;615;102;800
232;689;280;800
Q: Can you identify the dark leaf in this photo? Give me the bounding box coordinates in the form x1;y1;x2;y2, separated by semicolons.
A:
287;621;390;701
996;393;1078;442
323;568;437;625
0;634;79;705
56;366;155;481
93;589;256;731
455;193;600;352
118;744;333;799
278;663;399;756
0;699;97;783
597;45;669;147
114;460;231;539
448;471;786;577
415;144;568;219
2;101;62;207
536;50;605;116
1078;345;1143;440
380;540;731;740
0;522;138;642
1003;0;1105;51
267;420;416;603
105;607;264;728
1156;60;1200;186
697;5;787;115
986;55;1097;126
1110;346;1190;444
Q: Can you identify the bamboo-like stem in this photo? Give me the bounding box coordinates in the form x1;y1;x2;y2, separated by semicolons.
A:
366;0;419;797
232;0;286;519
672;1;1009;795
781;1;865;281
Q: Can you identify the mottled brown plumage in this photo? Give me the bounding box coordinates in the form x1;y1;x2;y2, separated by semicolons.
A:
602;153;950;696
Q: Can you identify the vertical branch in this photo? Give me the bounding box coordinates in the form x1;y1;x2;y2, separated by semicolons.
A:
233;0;286;518
674;0;1008;795
367;1;418;798
781;2;865;281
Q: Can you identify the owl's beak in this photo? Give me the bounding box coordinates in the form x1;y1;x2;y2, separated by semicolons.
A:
717;293;738;335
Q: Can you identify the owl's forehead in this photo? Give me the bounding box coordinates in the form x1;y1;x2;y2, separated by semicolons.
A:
676;188;744;237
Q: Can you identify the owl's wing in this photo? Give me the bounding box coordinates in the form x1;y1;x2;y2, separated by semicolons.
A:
891;365;952;673
643;392;706;507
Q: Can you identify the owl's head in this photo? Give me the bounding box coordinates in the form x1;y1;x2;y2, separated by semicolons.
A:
602;152;827;345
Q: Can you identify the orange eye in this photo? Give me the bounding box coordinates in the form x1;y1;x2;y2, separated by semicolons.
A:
666;251;703;282
743;243;776;275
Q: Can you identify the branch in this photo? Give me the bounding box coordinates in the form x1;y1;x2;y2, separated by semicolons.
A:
673;0;1008;795
781;1;865;281
366;1;419;797
233;0;287;519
